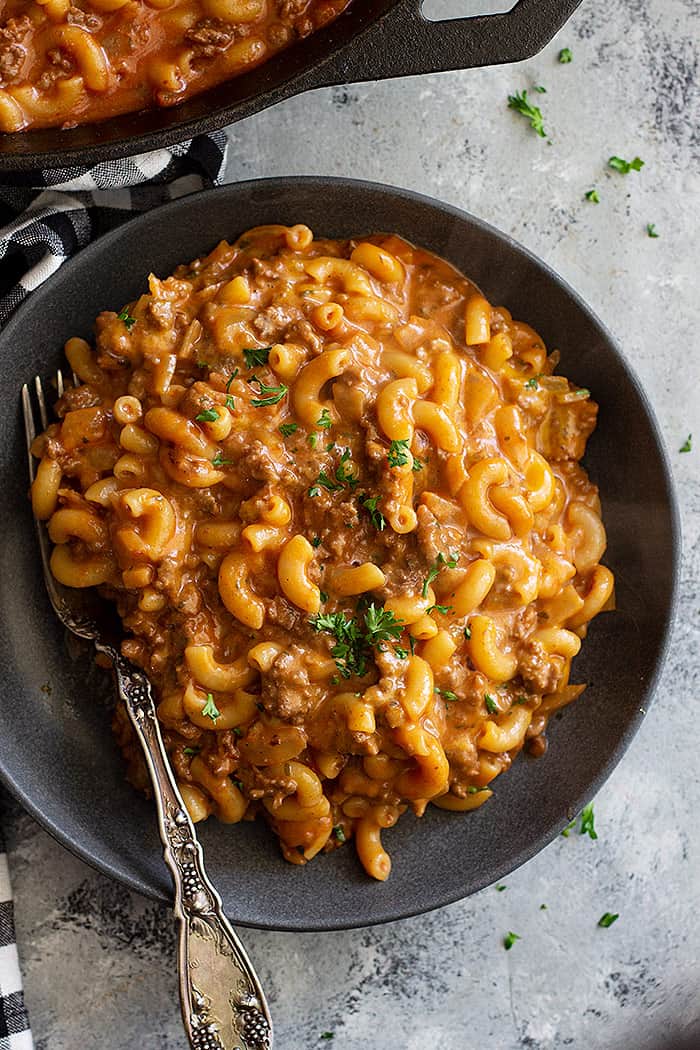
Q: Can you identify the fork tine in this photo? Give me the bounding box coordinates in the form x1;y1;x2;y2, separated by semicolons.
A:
21;383;38;485
56;369;64;399
34;374;49;430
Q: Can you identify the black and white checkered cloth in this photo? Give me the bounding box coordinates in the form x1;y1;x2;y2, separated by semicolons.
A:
0;828;31;1050
0;132;227;324
0;131;227;1048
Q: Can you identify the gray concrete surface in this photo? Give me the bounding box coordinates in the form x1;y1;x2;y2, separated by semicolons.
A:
3;0;699;1047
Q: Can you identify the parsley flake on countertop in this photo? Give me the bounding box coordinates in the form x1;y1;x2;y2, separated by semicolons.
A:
495;884;507;892
504;931;521;950
507;90;548;139
598;912;619;928
580;803;598;840
680;434;692;453
608;155;644;174
559;47;573;63
585;189;601;203
647;223;660;238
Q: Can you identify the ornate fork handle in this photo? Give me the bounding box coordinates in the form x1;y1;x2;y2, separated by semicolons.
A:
101;644;273;1050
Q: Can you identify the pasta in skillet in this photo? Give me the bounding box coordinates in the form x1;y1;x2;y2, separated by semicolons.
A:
30;224;613;880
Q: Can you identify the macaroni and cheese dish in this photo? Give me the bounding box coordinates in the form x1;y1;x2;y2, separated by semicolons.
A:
30;224;614;880
0;0;350;131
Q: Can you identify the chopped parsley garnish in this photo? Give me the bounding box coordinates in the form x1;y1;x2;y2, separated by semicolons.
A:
467;786;489;794
319;591;329;603
580;803;598;839
310;603;403;679
495;884;507;892
309;432;319;450
183;747;200;756
333;825;346;843
525;376;540;389
387;438;411;468
585;189;601;203
311;536;322;548
434;686;457;701
279;422;298;437
335;449;358;490
225;369;239;392
360;494;386;531
464;625;472;640
540;903;547;910
243;345;272;369
201;693;220;722
394;647;408;659
484;694;498;715
561;819;576;838
117;309;136;331
427;603;451;615
412;457;424;472
515;695;529;705
680;434;692;453
503;931;521;950
309;471;342;497
212;453;233;468
249;375;288;407
225;395;235;411
232;726;243;738
598;912;619;928
364;604;404;647
507;90;547;139
317;408;333;429
421;552;459;598
647;223;659;238
195;408;219;423
558;47;572;63
608;155;644;174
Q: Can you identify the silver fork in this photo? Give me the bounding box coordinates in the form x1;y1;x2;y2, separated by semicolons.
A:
22;371;273;1050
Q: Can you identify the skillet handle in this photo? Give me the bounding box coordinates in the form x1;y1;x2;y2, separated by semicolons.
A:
312;0;583;85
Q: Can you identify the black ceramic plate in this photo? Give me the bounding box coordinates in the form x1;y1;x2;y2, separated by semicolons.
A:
0;179;679;931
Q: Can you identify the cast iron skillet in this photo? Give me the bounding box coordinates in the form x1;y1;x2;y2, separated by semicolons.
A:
0;0;583;171
0;178;679;930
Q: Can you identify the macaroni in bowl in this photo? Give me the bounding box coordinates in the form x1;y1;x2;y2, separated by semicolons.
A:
30;224;614;880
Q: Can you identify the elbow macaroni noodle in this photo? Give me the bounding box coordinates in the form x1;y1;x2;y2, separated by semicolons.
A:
30;224;613;880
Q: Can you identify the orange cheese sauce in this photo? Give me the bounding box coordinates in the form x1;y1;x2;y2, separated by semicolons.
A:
0;1;350;131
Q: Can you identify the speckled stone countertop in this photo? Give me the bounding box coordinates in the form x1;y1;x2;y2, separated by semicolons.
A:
3;1;699;1047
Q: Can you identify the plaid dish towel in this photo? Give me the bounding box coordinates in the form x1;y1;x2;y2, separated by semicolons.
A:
0;131;227;1047
0;132;227;324
0;828;32;1050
